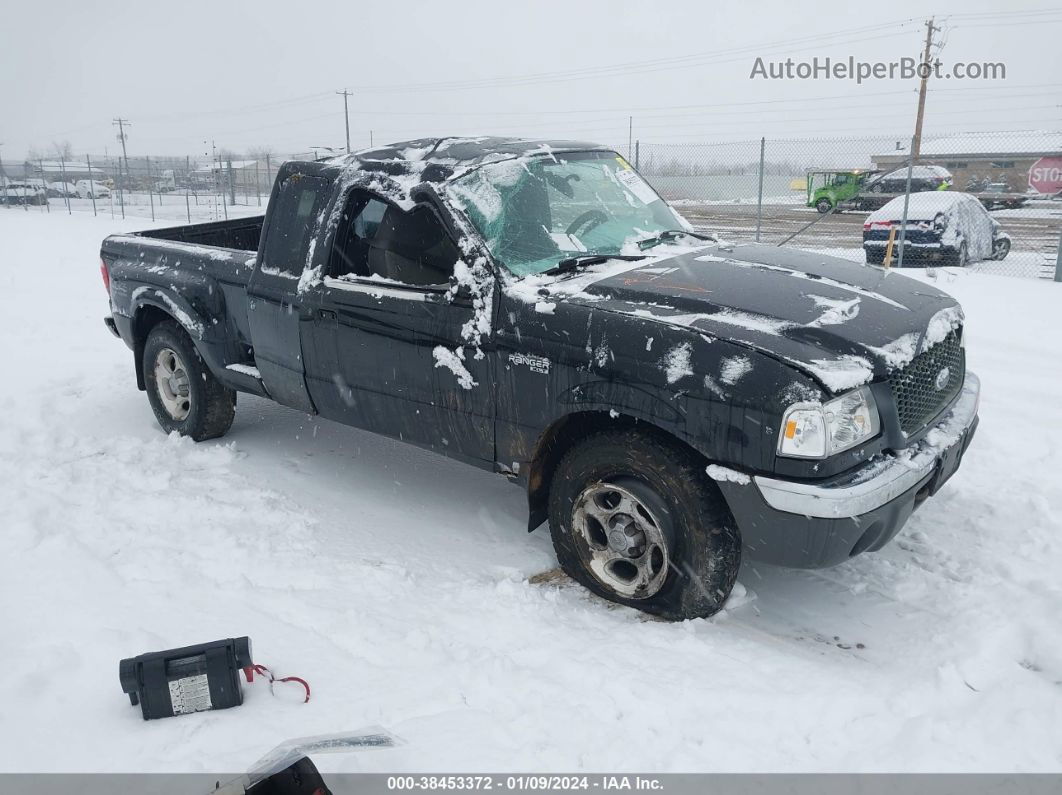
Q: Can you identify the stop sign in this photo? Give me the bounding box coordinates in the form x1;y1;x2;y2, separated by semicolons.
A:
1028;157;1062;194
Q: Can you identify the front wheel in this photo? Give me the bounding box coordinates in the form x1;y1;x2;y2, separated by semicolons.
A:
143;320;235;441
992;238;1011;260
547;429;741;620
950;241;969;267
815;198;833;214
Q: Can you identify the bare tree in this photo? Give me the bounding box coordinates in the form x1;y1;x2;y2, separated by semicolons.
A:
50;140;74;160
247;146;275;162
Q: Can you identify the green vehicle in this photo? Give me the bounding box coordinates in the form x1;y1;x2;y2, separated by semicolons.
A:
806;169;876;214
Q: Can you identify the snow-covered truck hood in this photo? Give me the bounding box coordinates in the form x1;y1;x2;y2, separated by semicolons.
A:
552;243;963;393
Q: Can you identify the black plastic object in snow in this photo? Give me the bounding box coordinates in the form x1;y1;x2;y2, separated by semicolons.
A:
119;636;253;720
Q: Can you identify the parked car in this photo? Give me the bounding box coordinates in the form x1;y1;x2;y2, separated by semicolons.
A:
47;181;79;198
100;137;980;620
77;180;111;199
870;165;953;193
863;192;1011;266
1;181;47;205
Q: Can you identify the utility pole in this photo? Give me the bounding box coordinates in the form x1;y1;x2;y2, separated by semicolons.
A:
86;155;97;217
911;18;938;162
0;143;9;206
38;159;50;213
337;89;352;153
113;117;131;215
628;116;633;160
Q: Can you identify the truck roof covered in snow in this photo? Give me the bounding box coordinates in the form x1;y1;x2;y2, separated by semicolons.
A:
328;136;612;182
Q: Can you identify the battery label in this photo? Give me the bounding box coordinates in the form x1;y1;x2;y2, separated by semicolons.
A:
168;674;213;715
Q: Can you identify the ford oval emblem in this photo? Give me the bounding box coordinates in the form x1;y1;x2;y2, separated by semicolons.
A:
935;367;951;391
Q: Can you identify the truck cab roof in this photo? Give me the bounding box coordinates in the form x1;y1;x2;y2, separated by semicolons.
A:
327;136;613;183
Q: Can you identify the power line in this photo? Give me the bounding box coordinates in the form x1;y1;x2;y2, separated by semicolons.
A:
346;21;922;94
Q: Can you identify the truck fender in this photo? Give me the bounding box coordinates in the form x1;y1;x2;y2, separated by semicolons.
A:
128;290;226;392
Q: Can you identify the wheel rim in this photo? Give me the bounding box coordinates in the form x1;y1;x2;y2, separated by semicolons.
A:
154;347;191;421
571;482;670;599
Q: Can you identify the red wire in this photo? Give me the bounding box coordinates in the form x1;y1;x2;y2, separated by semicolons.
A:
245;664;311;703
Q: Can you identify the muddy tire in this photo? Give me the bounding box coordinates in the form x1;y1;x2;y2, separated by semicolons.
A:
865;248;885;266
547;429;741;620
143;320;235;441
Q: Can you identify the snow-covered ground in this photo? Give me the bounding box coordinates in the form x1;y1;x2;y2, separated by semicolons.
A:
12;192;265;223
1;209;1060;774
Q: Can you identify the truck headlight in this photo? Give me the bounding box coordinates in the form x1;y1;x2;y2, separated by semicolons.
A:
778;386;880;459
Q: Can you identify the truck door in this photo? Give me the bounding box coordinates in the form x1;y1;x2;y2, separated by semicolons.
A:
301;189;495;464
246;169;333;413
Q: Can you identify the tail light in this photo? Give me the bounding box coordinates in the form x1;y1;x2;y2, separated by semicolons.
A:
100;258;111;293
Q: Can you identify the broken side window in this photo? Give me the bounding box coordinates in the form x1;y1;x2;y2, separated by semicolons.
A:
330;189;459;287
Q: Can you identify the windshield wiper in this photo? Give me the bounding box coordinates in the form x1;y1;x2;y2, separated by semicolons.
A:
635;229;716;250
543;253;646;276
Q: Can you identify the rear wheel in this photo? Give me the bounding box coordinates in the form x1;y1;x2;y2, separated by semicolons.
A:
547;429;741;620
865;248;885;266
143;320;235;441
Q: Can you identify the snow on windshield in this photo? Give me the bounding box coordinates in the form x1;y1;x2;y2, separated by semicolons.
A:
444;150;687;277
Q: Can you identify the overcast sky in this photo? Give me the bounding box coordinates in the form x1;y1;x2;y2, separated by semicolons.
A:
1;0;1059;160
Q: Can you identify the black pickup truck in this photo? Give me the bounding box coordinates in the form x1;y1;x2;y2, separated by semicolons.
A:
101;137;980;620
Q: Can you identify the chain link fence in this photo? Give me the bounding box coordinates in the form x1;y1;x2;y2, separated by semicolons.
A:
3;132;1060;280
636;131;1062;280
0;150;317;224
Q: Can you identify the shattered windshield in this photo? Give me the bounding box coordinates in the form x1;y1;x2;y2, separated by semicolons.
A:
445;150;690;276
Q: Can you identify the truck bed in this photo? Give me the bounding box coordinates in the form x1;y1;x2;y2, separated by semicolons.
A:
101;215;267;396
136;215;265;252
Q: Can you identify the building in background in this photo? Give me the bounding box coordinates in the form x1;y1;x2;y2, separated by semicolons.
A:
191;159;276;197
873;131;1062;194
35;160;109;183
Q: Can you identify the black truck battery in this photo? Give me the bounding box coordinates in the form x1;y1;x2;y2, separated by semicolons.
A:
119;636;253;720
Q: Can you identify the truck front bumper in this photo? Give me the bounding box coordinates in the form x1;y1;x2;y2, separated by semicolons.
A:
719;372;980;568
